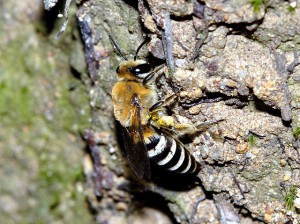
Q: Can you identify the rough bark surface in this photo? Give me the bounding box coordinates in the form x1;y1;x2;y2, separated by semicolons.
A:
77;0;300;223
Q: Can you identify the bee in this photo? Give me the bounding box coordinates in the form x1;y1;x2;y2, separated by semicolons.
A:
110;35;200;178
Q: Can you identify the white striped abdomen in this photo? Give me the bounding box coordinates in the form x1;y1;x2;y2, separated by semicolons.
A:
147;134;200;174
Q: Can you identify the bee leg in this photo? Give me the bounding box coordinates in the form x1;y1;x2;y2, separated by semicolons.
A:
171;119;224;137
149;101;164;112
151;115;196;135
142;72;155;86
142;64;165;86
149;94;178;112
174;123;196;133
194;119;224;132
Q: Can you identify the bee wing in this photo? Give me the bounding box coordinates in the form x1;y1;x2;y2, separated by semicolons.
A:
120;104;151;179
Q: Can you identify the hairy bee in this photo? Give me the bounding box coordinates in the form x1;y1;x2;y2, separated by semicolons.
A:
110;35;200;178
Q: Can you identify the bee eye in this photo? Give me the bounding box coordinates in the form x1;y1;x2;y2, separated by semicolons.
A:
116;66;120;73
132;63;152;75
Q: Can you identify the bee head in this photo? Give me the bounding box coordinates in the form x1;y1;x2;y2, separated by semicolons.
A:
116;60;152;80
109;35;152;80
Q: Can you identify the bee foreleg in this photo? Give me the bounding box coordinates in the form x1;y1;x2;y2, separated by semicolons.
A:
142;64;165;86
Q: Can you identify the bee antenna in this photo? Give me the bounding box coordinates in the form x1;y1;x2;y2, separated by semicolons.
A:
134;36;150;61
109;35;128;61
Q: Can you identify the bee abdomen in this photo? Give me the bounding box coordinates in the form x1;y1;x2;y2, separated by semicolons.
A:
147;135;199;174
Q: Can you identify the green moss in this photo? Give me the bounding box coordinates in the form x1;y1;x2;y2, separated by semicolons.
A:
247;133;258;147
287;5;296;13
0;42;38;125
32;146;90;223
284;185;297;211
249;0;265;13
293;127;300;138
0;19;92;224
73;165;86;182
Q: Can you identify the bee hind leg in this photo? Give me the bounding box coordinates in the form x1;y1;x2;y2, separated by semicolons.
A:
194;119;224;132
171;119;224;137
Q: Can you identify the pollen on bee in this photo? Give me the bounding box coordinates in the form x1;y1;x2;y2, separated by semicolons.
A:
157;116;175;128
